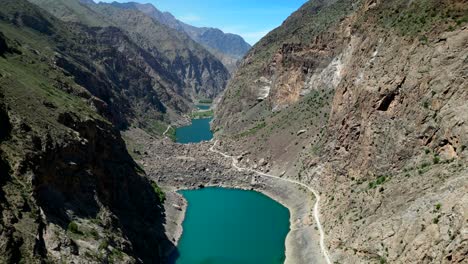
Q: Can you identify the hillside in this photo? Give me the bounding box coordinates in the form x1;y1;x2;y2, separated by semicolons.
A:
30;0;230;114
214;0;468;263
0;0;175;262
108;1;252;73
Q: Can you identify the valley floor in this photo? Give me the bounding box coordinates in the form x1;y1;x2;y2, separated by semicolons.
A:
123;128;328;264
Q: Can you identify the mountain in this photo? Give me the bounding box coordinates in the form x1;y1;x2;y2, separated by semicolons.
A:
108;1;252;73
29;0;230;118
0;0;179;262
215;0;468;263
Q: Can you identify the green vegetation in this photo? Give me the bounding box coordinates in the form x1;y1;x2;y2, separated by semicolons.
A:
435;203;441;211
198;99;213;104
423;101;430;109
379;256;387;264
255;0;356;60
374;0;468;37
234;122;266;138
151;182;166;203
110;248;125;262
29;0;111;27
368;176;387;189
144;120;175;140
191;110;214;119
98;240;109;251
89;229;99;239
166;127;176;141
421;162;431;168
67;221;82;235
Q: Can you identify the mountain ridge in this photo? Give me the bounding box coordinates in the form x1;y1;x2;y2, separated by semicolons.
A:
29;0;230;129
214;0;468;263
0;0;176;262
108;1;252;72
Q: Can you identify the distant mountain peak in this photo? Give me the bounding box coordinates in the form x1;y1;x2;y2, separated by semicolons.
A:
107;1;251;73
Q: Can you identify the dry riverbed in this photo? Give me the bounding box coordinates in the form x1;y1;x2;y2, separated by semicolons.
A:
123;128;327;264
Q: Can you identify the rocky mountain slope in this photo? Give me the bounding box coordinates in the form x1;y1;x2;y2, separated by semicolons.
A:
0;0;208;262
29;0;230;121
215;0;468;263
108;1;252;73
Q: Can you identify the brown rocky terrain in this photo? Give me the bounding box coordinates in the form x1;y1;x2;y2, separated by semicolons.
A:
214;0;468;263
1;0;467;263
106;1;251;73
29;0;230;128
0;82;173;263
0;0;183;262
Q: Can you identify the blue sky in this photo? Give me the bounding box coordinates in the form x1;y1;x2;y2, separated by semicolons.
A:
97;0;308;45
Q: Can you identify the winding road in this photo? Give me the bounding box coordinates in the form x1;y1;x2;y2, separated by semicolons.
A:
209;140;332;264
162;125;173;137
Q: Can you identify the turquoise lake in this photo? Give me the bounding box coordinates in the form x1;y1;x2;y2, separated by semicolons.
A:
175;188;290;264
176;118;213;144
197;104;211;110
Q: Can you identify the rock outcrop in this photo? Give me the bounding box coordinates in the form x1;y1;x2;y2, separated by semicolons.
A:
214;0;468;263
108;1;252;73
0;0;177;262
29;0;230;129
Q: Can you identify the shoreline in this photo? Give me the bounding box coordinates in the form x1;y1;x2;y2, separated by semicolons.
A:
160;173;326;264
123;130;326;264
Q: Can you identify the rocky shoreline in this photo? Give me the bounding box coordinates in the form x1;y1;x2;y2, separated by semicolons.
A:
123;128;327;264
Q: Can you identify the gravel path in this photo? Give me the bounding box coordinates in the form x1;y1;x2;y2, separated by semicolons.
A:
209;140;332;264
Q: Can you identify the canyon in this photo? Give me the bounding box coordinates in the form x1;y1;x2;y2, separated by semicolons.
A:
0;0;467;263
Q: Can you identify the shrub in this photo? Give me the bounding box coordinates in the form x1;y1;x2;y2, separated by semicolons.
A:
379;256;387;264
98;240;109;251
419;35;428;44
369;175;387;189
191;110;214;119
198;99;213;104
421;162;430;168
152;182;166;203
89;229;99;239
68;221;81;234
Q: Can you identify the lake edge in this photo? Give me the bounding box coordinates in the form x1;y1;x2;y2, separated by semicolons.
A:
175;187;290;264
175;117;214;144
164;183;305;263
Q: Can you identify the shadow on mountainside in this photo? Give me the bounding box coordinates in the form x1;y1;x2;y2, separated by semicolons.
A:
20;111;178;263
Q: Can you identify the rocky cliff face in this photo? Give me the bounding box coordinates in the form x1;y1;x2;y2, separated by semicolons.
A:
108;1;252;73
30;0;230;117
215;0;467;263
0;0;177;262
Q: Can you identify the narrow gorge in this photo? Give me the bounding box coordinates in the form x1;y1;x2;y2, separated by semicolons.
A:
0;0;467;263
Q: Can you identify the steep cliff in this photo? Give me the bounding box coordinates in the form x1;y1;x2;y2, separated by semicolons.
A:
88;2;230;99
0;0;175;262
30;0;230;111
107;1;252;73
215;0;467;263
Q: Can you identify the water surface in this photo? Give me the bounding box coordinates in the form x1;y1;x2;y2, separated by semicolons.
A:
176;118;213;143
176;188;290;264
197;104;211;110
